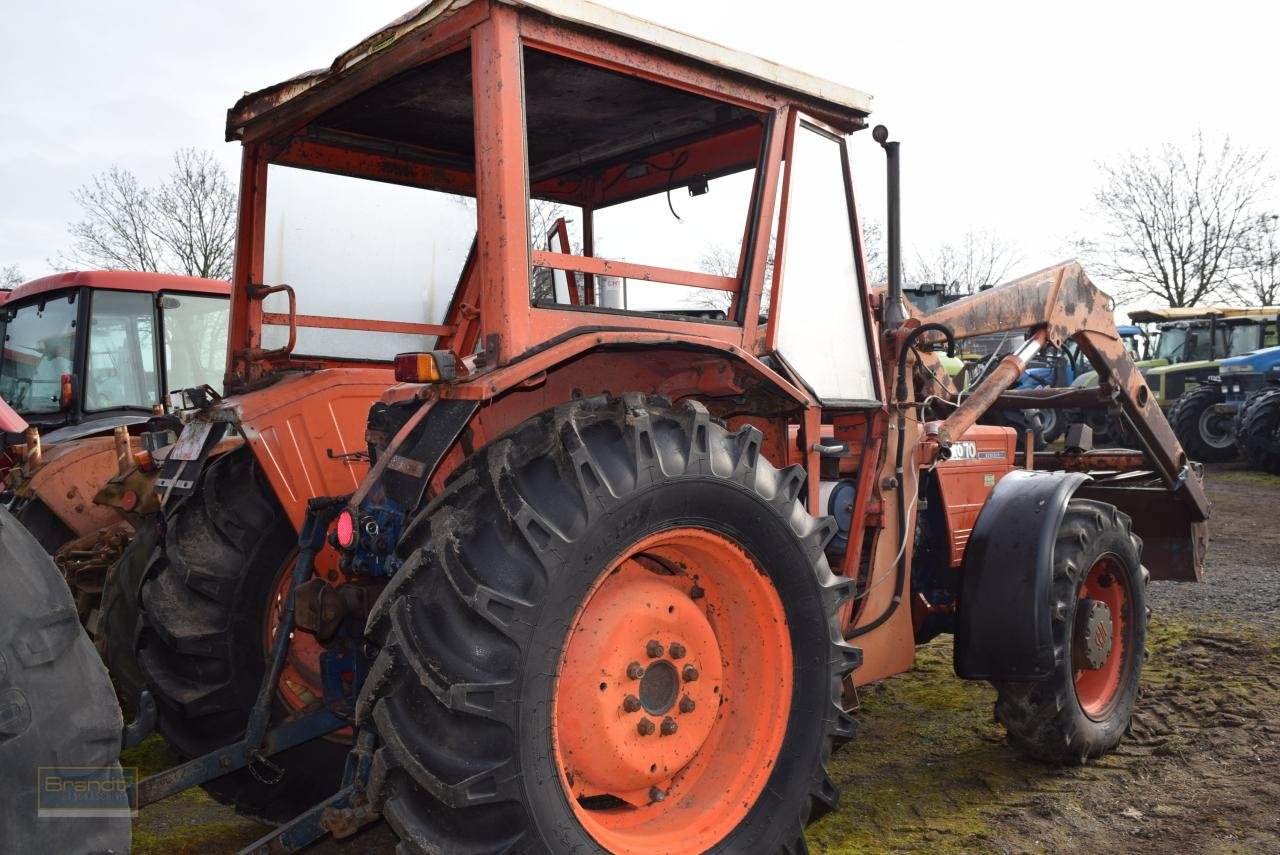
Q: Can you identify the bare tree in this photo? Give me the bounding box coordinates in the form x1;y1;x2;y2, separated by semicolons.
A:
151;149;237;280
909;230;1020;295
1078;132;1269;307
1234;213;1280;306
861;218;886;284
528;199;582;304
55;149;236;280
58;166;160;273
1;264;23;291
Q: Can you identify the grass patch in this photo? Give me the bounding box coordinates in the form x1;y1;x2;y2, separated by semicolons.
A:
806;638;1062;853
1209;468;1280;488
120;733;178;778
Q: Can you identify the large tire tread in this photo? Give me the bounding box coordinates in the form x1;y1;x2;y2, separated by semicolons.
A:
1236;387;1280;473
136;447;345;821
0;507;130;853
993;499;1147;764
358;395;859;854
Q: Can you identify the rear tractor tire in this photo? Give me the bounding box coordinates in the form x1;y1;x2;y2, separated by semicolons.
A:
1236;387;1280;474
0;506;130;853
994;499;1148;763
135;447;346;821
358;394;860;853
1168;384;1236;462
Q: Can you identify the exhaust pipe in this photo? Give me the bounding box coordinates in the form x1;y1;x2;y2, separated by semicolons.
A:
873;124;906;329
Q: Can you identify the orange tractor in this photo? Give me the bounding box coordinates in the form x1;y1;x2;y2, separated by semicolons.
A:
109;1;1207;851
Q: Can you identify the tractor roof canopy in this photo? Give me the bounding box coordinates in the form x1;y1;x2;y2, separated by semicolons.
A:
9;271;228;305
221;0;883;409
226;0;871;143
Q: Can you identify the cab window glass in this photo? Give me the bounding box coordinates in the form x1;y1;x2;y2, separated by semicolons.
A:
86;290;155;411
0;293;77;414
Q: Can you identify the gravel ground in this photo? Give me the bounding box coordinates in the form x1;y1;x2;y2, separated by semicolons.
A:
1147;463;1280;630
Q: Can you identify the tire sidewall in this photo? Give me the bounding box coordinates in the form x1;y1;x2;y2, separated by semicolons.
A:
517;476;834;853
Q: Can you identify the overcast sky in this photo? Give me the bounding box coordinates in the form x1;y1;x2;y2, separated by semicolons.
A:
4;0;1279;310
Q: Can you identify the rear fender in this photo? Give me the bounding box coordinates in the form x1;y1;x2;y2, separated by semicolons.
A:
223;368;393;533
954;469;1089;681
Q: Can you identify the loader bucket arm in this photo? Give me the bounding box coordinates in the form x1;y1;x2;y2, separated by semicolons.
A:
918;261;1209;580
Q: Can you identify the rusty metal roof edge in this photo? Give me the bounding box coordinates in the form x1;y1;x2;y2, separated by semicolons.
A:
225;0;474;139
225;0;873;140
503;0;872;115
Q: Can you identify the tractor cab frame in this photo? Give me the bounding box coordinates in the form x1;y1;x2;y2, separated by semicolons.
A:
222;0;879;418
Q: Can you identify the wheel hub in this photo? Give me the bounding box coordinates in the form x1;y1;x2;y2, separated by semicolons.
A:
556;572;723;800
1073;598;1114;670
639;660;679;715
1199;407;1234;448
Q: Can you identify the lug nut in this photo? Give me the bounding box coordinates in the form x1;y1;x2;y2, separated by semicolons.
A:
660;716;678;736
679;695;695;713
646;640;664;658
668;642;686;659
637;718;655;736
622;694;642;713
626;661;645;680
682;665;699;682
649;786;666;802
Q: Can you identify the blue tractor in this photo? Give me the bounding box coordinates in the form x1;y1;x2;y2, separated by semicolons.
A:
1220;345;1280;472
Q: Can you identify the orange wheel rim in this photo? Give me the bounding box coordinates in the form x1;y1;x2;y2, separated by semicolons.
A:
1073;554;1130;719
263;554;337;721
552;528;792;854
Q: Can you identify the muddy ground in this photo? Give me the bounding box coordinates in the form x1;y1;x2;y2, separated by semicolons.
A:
125;463;1280;854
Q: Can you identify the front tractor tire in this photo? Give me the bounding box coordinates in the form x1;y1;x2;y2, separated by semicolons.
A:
358;395;859;853
994;499;1148;763
1168;384;1236;462
1236;387;1280;473
135;447;346;820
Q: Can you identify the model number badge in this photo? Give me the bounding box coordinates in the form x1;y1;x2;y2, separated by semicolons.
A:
950;441;977;460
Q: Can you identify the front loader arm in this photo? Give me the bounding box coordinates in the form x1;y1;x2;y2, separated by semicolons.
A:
917;261;1209;579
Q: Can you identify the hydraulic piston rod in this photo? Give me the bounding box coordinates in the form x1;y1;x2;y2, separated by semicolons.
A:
931;329;1046;452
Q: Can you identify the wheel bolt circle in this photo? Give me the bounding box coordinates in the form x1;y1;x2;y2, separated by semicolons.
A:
637;717;655;736
646;639;664;658
682;664;699;682
668;642;686;659
626;661;645;680
622;694;642;713
679;694;695;713
660;716;678;736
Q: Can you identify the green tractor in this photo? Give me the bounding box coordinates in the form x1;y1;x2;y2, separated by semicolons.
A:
1070;307;1279;454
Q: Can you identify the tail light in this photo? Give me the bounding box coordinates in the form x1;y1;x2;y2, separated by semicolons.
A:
393;350;457;384
134;450;156;473
59;373;74;410
335;509;356;549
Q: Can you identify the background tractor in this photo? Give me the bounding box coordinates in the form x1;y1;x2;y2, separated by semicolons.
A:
1069;306;1277;450
1;270;229;625
1216;343;1280;471
1163;309;1279;461
96;4;1210;853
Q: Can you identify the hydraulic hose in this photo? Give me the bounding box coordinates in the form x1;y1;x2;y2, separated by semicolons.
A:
847;322;955;640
